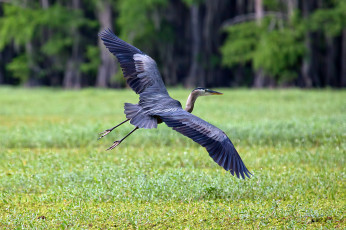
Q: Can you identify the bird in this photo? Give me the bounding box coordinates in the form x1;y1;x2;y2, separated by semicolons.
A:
98;28;251;179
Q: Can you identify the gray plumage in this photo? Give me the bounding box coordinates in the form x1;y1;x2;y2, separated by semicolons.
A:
99;29;251;179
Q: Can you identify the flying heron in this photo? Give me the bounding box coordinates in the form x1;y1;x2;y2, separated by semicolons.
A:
98;29;251;179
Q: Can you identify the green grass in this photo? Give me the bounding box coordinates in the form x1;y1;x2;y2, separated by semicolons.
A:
0;87;345;229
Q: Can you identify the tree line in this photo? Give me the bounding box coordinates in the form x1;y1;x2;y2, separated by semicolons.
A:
0;0;345;88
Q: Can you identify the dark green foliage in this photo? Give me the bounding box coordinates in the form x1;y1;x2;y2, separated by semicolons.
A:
253;27;305;81
80;45;100;76
221;17;306;83
220;1;345;86
0;3;93;84
0;0;345;87
0;4;79;51
6;54;29;82
308;0;346;37
221;22;261;66
263;0;282;9
117;0;175;60
117;0;168;41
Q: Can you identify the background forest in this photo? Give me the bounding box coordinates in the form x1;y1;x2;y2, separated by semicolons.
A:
0;0;345;88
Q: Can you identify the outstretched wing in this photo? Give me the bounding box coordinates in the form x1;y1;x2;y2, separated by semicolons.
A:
158;109;251;179
99;29;168;95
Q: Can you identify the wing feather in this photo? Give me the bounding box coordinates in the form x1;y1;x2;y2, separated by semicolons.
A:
99;29;168;95
158;109;251;179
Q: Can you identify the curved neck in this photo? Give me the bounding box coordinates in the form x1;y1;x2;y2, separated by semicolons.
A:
185;91;199;113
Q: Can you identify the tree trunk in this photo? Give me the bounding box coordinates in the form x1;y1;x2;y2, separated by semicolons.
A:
63;43;81;88
63;0;81;89
341;29;346;87
247;0;254;13
286;0;297;17
253;0;265;88
301;1;316;87
185;4;203;88
159;0;187;86
96;0;117;88
161;42;177;85
255;0;263;21
236;0;247;15
40;0;49;9
202;0;224;87
24;42;41;86
63;59;81;88
325;36;336;86
40;0;60;86
203;0;214;86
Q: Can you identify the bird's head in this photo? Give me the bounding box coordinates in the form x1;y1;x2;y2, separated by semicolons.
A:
192;87;223;96
185;87;223;113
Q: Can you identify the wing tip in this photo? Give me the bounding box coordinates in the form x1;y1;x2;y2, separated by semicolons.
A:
98;28;116;39
235;164;252;179
239;169;252;179
214;148;252;179
220;141;252;179
234;158;252;180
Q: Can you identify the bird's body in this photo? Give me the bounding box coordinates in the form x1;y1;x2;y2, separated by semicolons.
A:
98;29;251;179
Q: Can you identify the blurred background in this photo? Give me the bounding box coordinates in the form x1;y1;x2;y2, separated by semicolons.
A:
0;0;345;89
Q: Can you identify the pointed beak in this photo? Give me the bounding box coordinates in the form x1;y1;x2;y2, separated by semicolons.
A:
207;89;223;95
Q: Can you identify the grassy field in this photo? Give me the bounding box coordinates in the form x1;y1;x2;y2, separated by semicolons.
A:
0;87;344;229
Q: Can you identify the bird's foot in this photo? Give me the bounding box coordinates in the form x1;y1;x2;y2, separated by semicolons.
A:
106;141;121;150
98;129;113;140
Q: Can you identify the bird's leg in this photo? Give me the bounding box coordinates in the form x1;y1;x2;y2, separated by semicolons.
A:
98;118;130;140
106;127;139;150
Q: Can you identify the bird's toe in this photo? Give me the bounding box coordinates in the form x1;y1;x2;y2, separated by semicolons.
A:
106;141;121;150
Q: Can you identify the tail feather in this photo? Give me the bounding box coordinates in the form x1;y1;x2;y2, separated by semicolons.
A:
124;103;141;119
124;103;157;129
